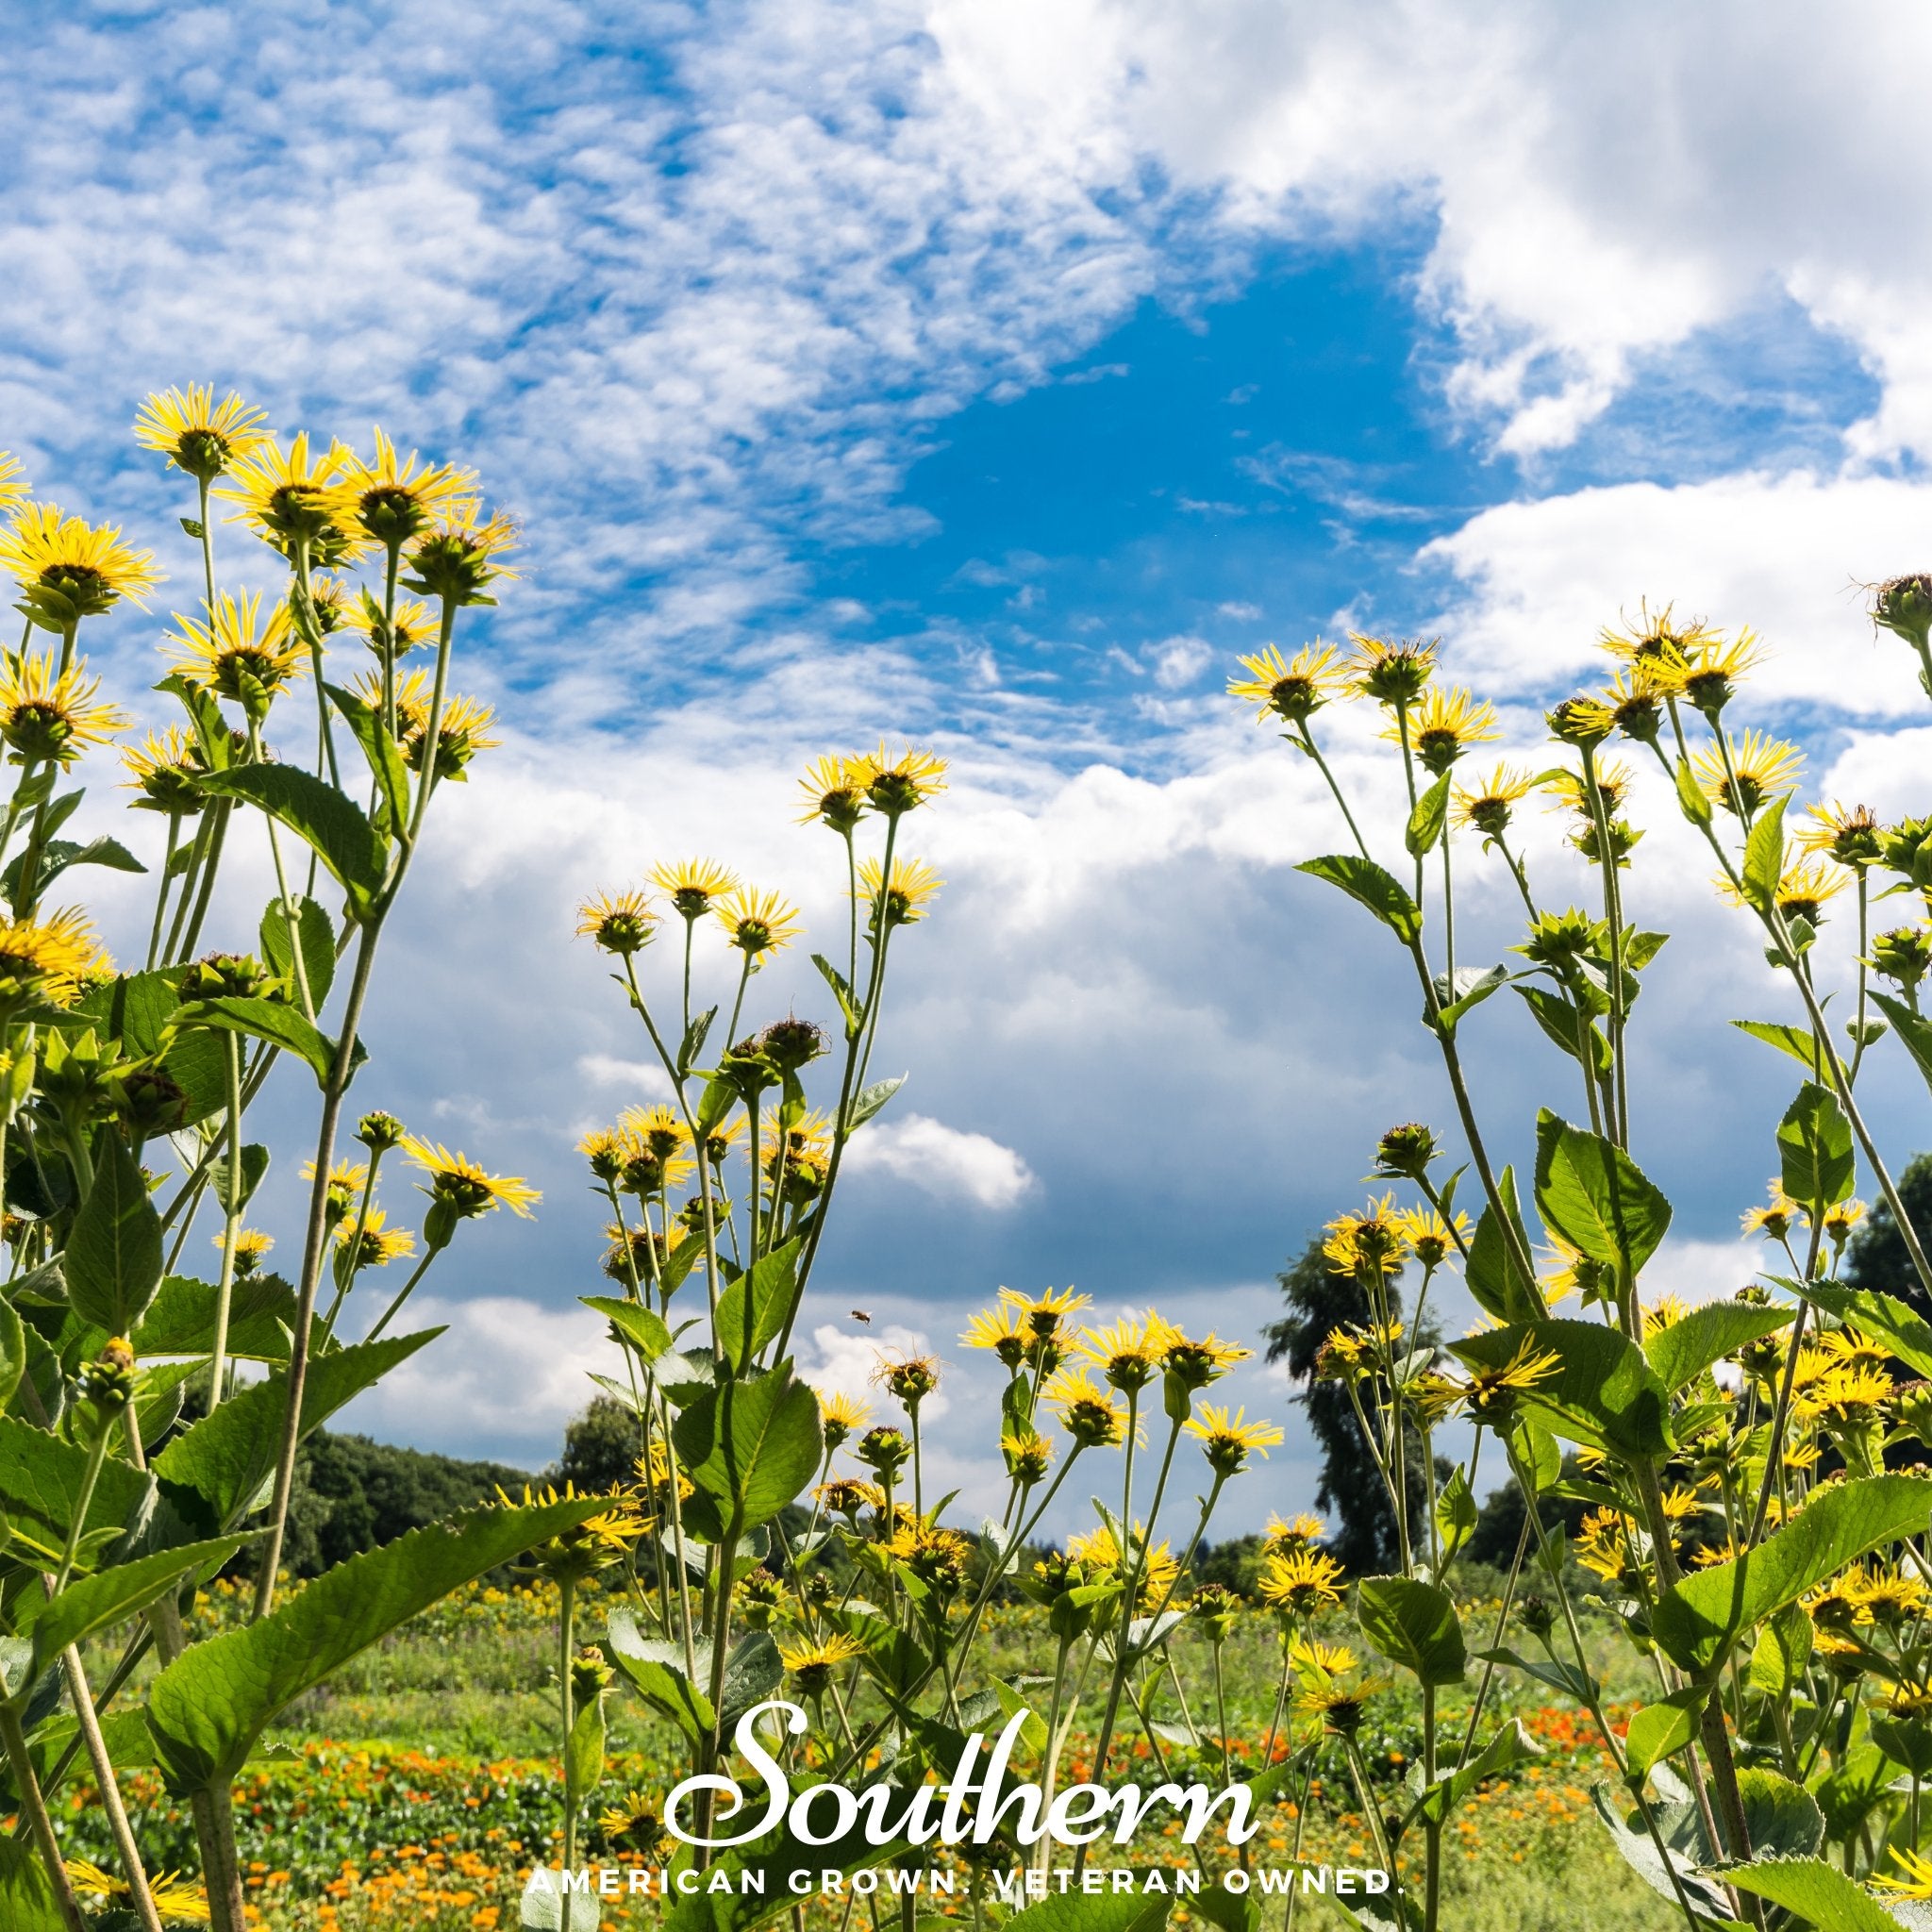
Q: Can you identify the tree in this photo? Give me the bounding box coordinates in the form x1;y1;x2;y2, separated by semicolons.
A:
1845;1151;1932;1314
555;1394;645;1492
1263;1234;1431;1574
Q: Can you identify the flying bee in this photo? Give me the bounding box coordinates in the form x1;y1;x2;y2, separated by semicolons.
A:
850;1309;872;1324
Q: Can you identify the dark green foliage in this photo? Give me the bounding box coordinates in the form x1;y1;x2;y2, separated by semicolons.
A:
1263;1234;1431;1574
1465;1468;1590;1569
1845;1150;1932;1314
555;1394;645;1493
1191;1533;1264;1594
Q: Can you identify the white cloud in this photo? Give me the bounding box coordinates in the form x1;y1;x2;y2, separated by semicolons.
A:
1217;601;1262;620
1637;1240;1760;1310
796;1322;953;1424
575;1054;675;1099
843;1112;1038;1210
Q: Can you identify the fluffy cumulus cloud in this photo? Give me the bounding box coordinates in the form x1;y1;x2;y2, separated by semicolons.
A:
18;1;1932;1519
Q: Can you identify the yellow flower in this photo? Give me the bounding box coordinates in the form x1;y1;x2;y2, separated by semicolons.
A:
337;427;479;545
1641;1295;1690;1339
0;452;29;515
1596;601;1711;684
856;856;942;928
402;1137;541;1219
1394;1205;1469;1269
1384;684;1498;773
1874;1846;1932;1900
575;889;658;956
1461;1337;1559;1420
1288;1635;1356;1680
134;385;274;481
165;591;306;706
1162;1328;1250;1389
1324;1194;1409;1278
1772;858;1847;926
346;590;438;658
1690;728;1802;815
385;667;499;781
1076;1312;1177;1392
1257;1549;1345;1617
850;741;947;814
1798;801;1884;868
1679;628;1767;715
1183;1403;1283;1475
714;887;801;958
1740;1180;1802;1240
1043;1365;1127;1447
67;1859;211;1924
1345;632;1437;707
1262;1512;1326;1558
214;433;364;559
0;908;107;1006
1823;1198;1866;1243
816;1389;870;1450
813;1475;884;1517
1226;642;1346;724
1544;758;1636;821
797;754;868;830
778;1632;866;1693
0;650;126;765
0;504;161;614
217;1228;275;1276
960;1302;1030;1369
336;1208;416;1269
122;726;209;816
999;1286;1091;1351
650;858;739;918
402;503;520;604
499;1480;645;1580
1451;764;1540;837
1575;1507;1632;1583
597;1791;670;1857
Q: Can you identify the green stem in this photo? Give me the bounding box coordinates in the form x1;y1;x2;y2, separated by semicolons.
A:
207;1031;244;1414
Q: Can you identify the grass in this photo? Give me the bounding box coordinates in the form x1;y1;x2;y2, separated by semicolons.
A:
48;1578;1687;1930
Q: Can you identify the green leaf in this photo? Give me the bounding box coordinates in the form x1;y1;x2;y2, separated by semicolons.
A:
1673;756;1712;828
719;1630;783;1734
147;1494;610;1791
1624;1687;1707;1778
1724;1856;1902;1932
1474;1644;1597;1706
325;682;411;836
1404;1716;1540;1831
1732;1019;1824;1073
1741;792;1789;913
678;1005;717;1078
1872;991;1932;1100
811;953;860;1034
133;1273;298;1362
606;1609;715;1739
843;1075;904;1133
1870;1712;1932;1778
173;994;344;1088
155;1331;441;1527
1747;1603;1813;1698
65;1128;164;1334
19;1535;243;1678
258;894;337;1009
999;1893;1174;1932
1465;1166;1545;1325
672;1363;822;1532
0;1414;153;1557
826;1605;928;1698
1652;1473;1932;1674
1735;1768;1825;1858
713;1237;801;1371
75;968;181;1056
1434;1465;1477;1567
1433;964;1508;1036
1644;1302;1794;1392
1453;1319;1672;1461
1406;772;1452;858
207;1142;270;1214
1295;854;1422;943
0;1303;22;1414
565;1697;605;1796
1777;1081;1856;1212
1355;1574;1465;1686
579;1297;674;1365
0;1841;65;1932
196;763;388;918
1533;1109;1673;1279
1516;983;1611;1074
1810;1743;1898;1843
1793;1279;1932;1378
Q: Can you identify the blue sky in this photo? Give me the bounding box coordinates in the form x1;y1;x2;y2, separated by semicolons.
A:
10;1;1932;1534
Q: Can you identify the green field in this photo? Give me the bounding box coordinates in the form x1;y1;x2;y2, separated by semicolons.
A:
48;1576;1686;1931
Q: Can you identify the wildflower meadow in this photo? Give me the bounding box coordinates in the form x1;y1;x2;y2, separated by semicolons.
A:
7;388;1932;1932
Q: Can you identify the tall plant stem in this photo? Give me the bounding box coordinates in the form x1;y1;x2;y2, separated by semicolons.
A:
63;1643;164;1932
558;1575;579;1932
0;1694;86;1932
207;1031;244;1413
